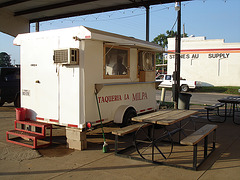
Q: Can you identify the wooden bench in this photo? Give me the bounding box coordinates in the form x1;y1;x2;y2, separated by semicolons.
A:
180;124;218;170
205;103;225;122
112;123;151;154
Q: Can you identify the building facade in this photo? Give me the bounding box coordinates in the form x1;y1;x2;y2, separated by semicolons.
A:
167;37;240;86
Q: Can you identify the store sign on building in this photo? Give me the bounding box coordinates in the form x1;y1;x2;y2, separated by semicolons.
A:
169;53;230;59
168;54;199;59
208;53;230;59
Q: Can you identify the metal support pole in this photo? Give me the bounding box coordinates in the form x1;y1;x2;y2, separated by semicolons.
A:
161;88;166;102
145;5;150;42
173;1;181;109
35;22;39;32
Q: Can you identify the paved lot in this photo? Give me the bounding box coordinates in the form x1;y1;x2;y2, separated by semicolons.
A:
0;103;240;180
156;90;235;105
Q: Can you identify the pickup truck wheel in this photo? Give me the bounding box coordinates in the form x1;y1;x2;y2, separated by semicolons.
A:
181;85;189;92
122;108;137;127
0;100;4;107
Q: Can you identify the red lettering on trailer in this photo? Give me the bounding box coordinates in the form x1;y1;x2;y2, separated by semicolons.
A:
98;95;122;103
124;94;130;100
98;92;148;103
132;92;148;101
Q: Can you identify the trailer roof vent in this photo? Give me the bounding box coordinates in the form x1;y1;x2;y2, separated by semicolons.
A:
53;48;79;65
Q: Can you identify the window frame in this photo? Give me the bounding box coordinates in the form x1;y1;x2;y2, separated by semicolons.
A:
137;50;156;77
103;45;130;79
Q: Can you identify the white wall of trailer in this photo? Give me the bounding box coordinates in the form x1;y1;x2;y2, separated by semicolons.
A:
167;37;240;86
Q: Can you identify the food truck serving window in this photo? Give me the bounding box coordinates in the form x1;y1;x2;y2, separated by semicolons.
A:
138;51;155;75
104;45;130;79
138;51;155;71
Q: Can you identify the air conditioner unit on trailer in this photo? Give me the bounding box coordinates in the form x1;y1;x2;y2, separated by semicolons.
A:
53;48;79;65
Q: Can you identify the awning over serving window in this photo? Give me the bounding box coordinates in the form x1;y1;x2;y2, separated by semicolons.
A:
80;26;164;52
14;25;163;52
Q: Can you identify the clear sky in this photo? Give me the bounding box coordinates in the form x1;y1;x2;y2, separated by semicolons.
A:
0;0;240;64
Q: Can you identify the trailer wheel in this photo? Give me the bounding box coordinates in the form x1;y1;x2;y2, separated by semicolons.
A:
122;108;137;127
14;93;20;108
181;85;189;92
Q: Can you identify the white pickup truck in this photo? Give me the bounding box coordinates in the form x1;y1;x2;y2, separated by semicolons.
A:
156;74;201;92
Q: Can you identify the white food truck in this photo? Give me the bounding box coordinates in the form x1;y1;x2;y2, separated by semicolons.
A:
14;26;162;149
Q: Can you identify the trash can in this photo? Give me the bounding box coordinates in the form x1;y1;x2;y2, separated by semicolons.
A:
178;93;192;110
16;108;27;121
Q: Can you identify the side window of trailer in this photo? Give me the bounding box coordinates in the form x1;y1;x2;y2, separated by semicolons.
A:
138;51;155;75
104;45;130;78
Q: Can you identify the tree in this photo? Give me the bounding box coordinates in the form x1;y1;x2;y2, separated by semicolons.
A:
153;30;188;49
152;31;175;67
152;30;181;50
0;52;12;67
152;30;188;71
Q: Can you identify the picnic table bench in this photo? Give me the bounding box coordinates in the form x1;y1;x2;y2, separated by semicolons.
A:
180;124;218;170
205;103;225;123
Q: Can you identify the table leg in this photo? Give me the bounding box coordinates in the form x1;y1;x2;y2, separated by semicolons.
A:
232;103;240;125
178;121;181;143
204;136;208;158
233;103;235;123
193;145;198;170
224;103;227;122
152;125;155;162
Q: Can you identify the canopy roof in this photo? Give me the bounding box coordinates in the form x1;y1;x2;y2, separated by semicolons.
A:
0;0;191;23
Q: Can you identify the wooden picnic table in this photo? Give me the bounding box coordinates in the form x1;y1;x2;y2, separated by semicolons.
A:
131;109;198;161
132;109;198;125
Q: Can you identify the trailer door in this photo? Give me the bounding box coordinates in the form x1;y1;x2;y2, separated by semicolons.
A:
21;39;59;122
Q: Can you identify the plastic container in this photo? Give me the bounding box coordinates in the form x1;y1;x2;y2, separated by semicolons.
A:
16;108;27;121
178;93;192;110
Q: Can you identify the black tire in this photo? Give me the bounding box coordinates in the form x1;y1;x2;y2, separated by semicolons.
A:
181;85;189;92
122;108;137;127
14;94;21;108
0;100;5;107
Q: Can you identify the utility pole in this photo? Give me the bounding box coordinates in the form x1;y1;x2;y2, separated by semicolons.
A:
173;1;181;109
145;5;150;42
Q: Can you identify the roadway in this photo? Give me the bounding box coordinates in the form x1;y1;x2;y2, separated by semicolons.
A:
156;90;236;105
